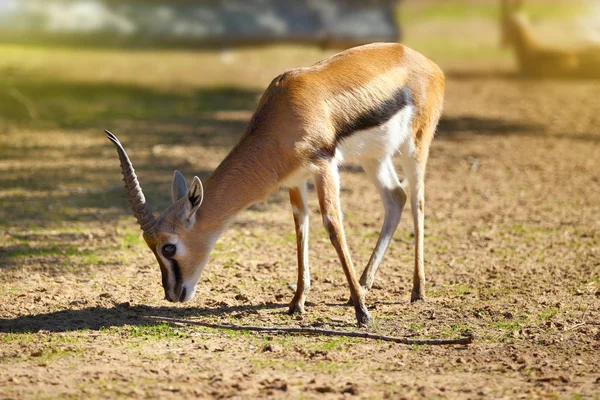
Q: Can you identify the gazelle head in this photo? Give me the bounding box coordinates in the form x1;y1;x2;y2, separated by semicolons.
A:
106;131;218;303
500;0;528;47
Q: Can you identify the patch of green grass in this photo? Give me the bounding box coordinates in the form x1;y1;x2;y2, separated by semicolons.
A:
222;328;255;339
122;232;144;248
511;224;528;235
410;343;423;353
102;323;185;340
538;307;560;322
451;284;476;296
438;323;473;339
402;1;586;22
0;332;38;344
362;231;379;239
5;242;102;266
314;337;350;352
8;244;78;258
495;318;525;331
409;323;425;332
35;345;84;362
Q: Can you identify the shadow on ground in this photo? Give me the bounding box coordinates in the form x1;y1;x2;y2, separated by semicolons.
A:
437;116;541;138
1;67;595;235
0;303;290;333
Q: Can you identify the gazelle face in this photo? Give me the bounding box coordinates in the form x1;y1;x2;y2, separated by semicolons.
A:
106;131;219;304
144;172;217;303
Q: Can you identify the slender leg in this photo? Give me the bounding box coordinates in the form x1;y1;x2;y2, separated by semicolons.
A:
400;154;427;302
314;161;372;327
358;157;407;292
288;182;310;314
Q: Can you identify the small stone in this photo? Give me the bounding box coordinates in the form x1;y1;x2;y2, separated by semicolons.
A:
234;294;249;302
341;384;359;395
315;386;334;393
262;344;280;352
30;350;43;357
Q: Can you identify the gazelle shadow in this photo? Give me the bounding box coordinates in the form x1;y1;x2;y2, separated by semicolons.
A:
0;302;288;333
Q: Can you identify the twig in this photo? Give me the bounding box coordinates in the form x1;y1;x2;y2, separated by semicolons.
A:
143;316;473;346
580;304;590;323
566;303;592;331
565;322;587;331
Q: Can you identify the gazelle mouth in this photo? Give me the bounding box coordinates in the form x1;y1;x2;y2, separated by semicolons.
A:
178;286;187;302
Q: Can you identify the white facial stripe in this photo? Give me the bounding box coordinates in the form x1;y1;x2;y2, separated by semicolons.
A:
180;230;222;299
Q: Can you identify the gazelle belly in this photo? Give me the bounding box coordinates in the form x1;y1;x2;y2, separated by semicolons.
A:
336;106;415;162
280;106;415;188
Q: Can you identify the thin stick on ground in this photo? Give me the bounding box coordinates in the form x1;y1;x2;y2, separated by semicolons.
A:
144;316;473;346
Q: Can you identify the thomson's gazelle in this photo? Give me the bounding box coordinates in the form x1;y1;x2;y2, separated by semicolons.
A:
107;43;445;326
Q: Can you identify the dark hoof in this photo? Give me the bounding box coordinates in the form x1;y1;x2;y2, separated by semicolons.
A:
355;307;372;328
410;292;425;303
288;302;305;315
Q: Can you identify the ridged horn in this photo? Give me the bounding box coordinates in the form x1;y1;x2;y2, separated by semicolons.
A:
105;130;157;239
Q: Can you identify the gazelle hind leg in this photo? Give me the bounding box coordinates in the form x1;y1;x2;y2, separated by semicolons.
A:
358;157;407;291
315;160;371;327
288;182;310;314
400;149;428;302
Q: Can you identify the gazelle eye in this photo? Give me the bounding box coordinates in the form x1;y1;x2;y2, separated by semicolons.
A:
162;244;176;258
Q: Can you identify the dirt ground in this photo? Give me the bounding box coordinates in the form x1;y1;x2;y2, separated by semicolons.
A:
1;4;600;399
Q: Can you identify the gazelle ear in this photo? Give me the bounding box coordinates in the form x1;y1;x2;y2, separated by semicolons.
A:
185;176;204;221
171;170;188;203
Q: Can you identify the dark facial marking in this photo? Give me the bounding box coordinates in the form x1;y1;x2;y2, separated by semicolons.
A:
335;85;413;140
161;270;168;289
179;286;187;302
171;259;182;285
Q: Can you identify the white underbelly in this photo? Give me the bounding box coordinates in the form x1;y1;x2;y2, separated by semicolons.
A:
337;106;414;162
280;107;414;188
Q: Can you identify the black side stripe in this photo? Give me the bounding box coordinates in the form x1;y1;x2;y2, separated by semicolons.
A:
335;85;413;140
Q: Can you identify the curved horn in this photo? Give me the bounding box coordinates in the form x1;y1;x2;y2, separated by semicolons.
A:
105;130;157;239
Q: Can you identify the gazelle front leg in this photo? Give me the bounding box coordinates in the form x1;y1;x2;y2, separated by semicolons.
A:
288;182;310;314
315;161;372;327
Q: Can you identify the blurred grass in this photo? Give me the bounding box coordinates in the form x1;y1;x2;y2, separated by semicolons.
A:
400;0;591;62
402;1;586;21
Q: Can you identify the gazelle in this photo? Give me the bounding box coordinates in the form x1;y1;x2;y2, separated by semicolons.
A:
107;42;444;326
501;0;600;78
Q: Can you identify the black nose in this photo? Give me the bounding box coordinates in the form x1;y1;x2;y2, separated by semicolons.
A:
178;286;187;302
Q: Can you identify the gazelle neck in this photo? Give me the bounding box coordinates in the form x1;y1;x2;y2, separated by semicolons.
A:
194;133;283;232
